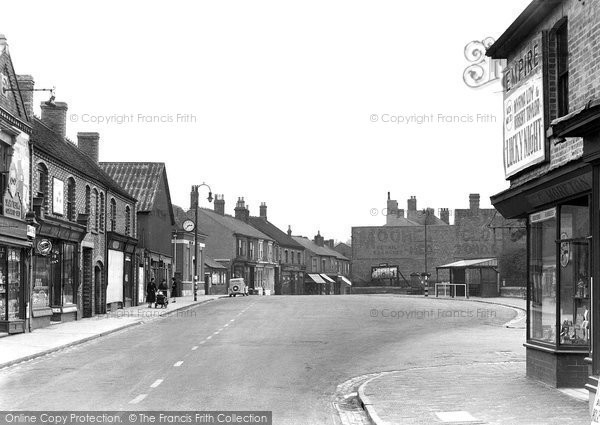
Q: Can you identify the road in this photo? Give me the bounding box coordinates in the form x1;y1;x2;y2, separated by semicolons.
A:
0;295;521;424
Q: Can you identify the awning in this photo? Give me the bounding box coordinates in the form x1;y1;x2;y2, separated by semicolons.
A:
437;258;498;269
307;274;326;284
320;274;335;283
339;276;352;286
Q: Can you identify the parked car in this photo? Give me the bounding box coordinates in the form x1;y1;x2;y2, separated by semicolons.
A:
228;278;248;297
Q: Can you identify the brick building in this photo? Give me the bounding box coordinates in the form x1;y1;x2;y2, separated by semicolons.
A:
487;0;600;397
30;102;137;325
352;193;525;294
0;35;33;334
247;203;306;295
185;196;277;295
292;232;351;295
100;162;175;301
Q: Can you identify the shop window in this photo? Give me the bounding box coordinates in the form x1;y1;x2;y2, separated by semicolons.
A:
99;193;105;232
110;198;116;231
33;254;50;309
0;247;24;321
528;199;590;348
37;163;49;214
62;243;76;305
66;178;76;221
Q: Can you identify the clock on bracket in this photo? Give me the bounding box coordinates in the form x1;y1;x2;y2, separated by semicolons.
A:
182;220;195;232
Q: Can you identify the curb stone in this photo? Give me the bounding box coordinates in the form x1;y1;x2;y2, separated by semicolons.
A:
0;297;220;370
357;373;392;425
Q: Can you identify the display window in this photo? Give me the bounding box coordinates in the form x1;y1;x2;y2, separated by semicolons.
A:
38;240;78;308
0;246;24;321
32;254;50;309
528;197;590;347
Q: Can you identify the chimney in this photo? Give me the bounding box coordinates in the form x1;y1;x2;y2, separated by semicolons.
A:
407;196;417;211
397;209;405;218
287;225;292;237
259;202;267;220
469;193;480;210
77;132;99;163
386;193;399;225
234;197;249;222
326;239;335;249
190;188;199;210
314;231;324;247
16;75;34;120
440;208;450;224
214;194;225;215
40;101;68;139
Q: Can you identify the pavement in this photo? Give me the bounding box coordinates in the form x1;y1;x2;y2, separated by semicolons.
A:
357;295;591;425
0;294;222;369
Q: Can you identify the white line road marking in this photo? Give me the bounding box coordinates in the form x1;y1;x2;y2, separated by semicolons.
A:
192;346;198;351
224;324;229;327
207;336;212;340
230;319;235;322
150;379;163;388
199;341;206;344
174;361;183;367
129;394;147;404
214;331;220;335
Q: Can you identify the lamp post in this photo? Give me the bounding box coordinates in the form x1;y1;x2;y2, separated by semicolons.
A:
421;208;432;297
191;183;213;301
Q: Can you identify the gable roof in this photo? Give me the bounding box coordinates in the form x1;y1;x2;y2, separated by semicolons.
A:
32;118;134;201
292;236;349;261
197;208;273;240
99;162;174;224
205;256;227;269
247;217;304;249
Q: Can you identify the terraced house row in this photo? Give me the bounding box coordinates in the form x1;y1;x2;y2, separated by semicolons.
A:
0;33;351;335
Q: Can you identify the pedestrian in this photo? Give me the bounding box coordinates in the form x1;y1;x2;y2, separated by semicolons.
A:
146;278;157;308
171;277;177;303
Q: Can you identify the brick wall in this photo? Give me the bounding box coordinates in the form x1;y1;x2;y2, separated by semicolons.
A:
507;0;600;188
526;346;588;387
352;208;526;285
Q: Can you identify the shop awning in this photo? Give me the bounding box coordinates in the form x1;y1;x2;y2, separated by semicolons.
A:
320;274;335;283
307;274;326;284
339;276;352;286
437;258;498;269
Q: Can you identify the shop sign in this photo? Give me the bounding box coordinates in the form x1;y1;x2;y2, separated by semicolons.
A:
36;239;53;256
27;225;36;238
371;265;398;280
530;207;556;223
52;178;64;215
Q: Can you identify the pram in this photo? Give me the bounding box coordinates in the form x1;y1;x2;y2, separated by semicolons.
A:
155;290;169;308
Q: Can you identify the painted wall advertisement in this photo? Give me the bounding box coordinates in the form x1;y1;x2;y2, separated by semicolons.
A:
503;35;545;178
2;132;30;220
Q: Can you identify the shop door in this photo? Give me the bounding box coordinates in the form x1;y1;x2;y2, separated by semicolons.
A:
82;248;93;318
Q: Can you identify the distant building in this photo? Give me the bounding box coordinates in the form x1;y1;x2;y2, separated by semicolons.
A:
246;203;306;295
293;232;351;295
352;193;525;295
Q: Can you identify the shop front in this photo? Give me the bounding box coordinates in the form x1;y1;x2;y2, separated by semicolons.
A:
32;216;86;325
0;216;32;334
492;163;592;387
106;232;137;310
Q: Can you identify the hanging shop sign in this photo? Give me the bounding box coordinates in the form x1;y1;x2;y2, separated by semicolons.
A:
36;238;53;256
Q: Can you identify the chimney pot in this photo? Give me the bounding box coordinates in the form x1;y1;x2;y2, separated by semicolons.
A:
469;193;480;210
407;195;417;211
259;202;267;220
214;194;225;215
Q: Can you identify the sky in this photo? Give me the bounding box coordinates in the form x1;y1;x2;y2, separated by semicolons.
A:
2;0;532;243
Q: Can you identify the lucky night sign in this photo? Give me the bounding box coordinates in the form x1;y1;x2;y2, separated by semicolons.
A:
503;37;546;179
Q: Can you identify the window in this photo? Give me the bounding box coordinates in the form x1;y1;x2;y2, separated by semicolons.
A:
556;21;569;117
249;242;255;260
125;206;131;236
99;193;105;232
237;239;246;257
529;199;590;347
322;259;326;273
66;178;76;221
110;198;116;231
92;189;99;232
85;185;91;215
297;252;302;264
312;257;317;272
37;163;49;214
285;250;288;263
62;243;75;305
291;251;294;264
258;240;264;260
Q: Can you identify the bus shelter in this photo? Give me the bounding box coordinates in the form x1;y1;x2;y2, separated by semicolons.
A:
435;258;499;298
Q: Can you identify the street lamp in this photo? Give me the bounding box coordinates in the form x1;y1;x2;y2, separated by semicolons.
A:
191;183;213;301
421;208;432;297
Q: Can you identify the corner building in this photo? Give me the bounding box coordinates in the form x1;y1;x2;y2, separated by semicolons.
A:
487;0;600;402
